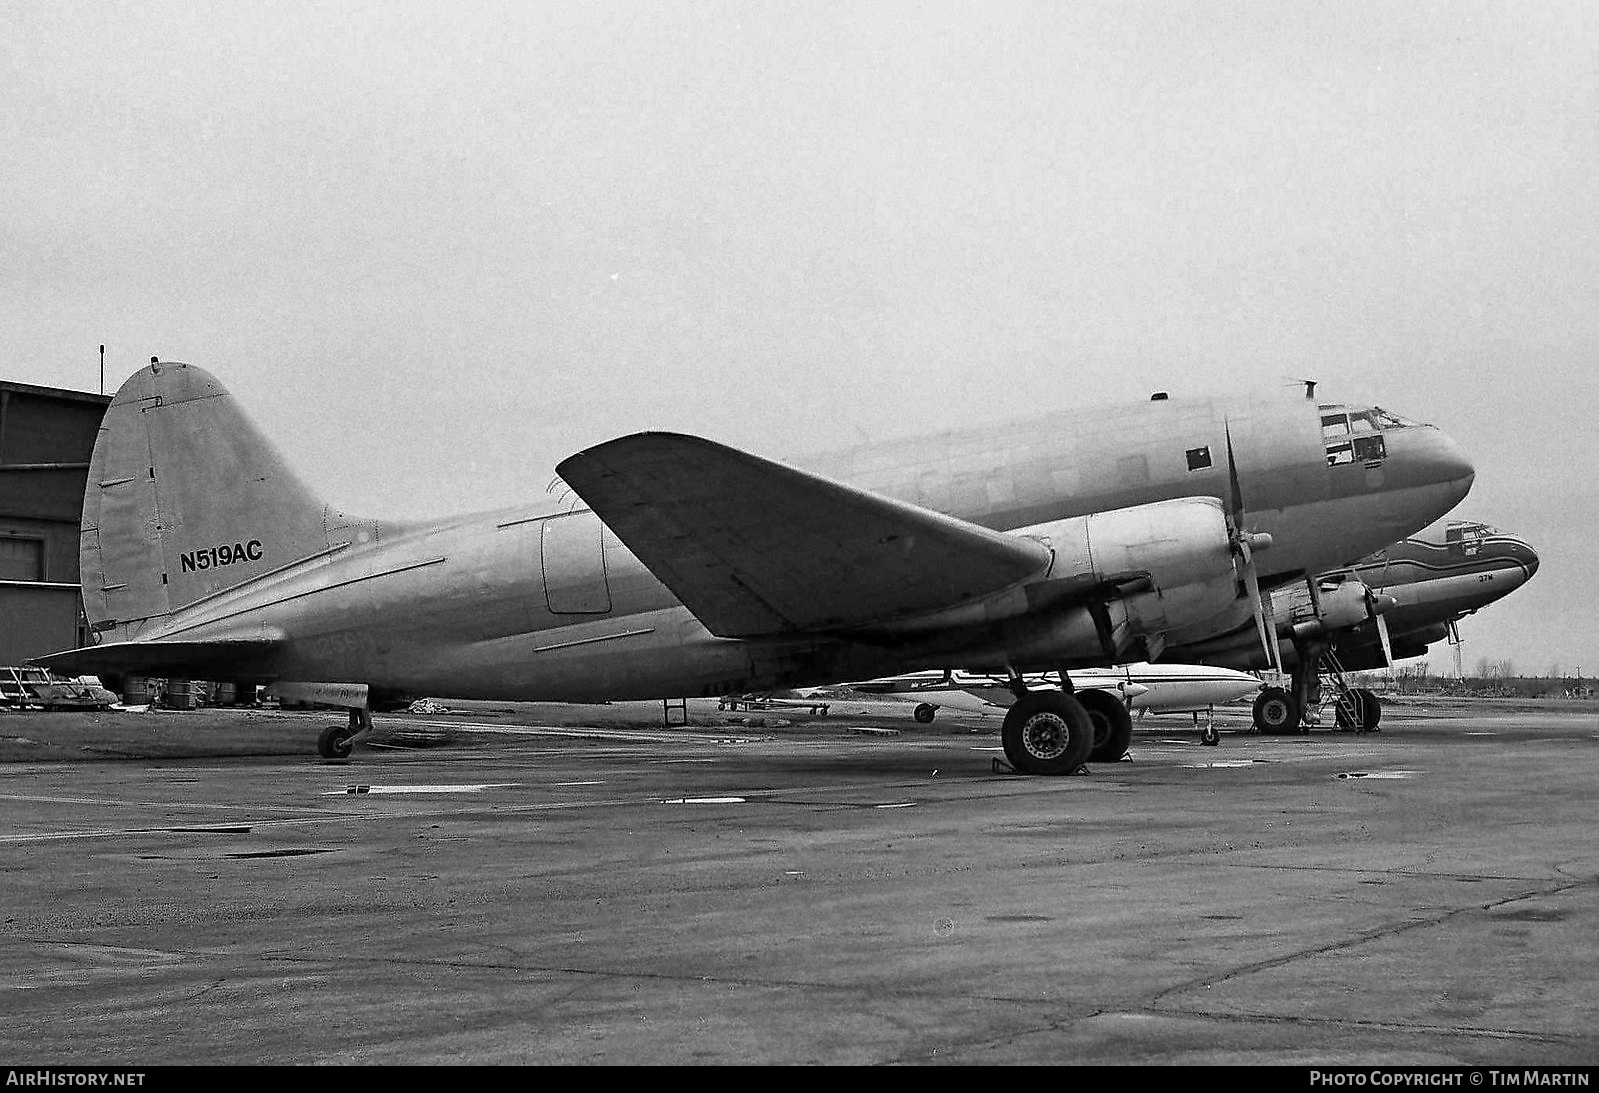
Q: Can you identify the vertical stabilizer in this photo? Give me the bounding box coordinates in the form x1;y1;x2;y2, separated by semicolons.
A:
81;362;363;640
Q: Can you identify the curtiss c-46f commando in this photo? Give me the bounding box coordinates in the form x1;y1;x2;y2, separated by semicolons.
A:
38;365;1473;774
1165;517;1538;732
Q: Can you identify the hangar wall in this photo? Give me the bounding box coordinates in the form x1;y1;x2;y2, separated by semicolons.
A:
0;380;111;665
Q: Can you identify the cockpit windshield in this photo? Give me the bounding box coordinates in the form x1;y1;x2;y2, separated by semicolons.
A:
1314;404;1429;467
1368;407;1423;429
1317;403;1398;467
1444;520;1499;556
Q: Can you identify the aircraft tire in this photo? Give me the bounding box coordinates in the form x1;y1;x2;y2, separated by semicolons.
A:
1001;691;1094;775
1077;688;1133;763
913;703;938;724
318;723;355;760
1252;687;1299;734
1201;723;1220;746
1357;688;1382;732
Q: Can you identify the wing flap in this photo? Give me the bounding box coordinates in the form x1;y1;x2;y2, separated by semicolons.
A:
556;432;1051;636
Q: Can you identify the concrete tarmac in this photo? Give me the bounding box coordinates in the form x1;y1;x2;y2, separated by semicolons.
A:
1;697;1597;1065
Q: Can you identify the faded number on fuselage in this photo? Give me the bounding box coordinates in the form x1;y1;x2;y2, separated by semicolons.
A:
179;539;264;573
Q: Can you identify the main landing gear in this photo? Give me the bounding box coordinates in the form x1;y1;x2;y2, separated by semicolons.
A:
1076;688;1134;764
1252;642;1383;735
999;670;1133;775
318;707;374;759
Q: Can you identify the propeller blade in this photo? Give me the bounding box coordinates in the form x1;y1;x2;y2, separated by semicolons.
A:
1225;421;1280;673
1376;612;1394;669
1224;422;1246;526
1238;538;1280;674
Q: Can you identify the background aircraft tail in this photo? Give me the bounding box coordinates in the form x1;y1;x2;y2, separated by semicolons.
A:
80;361;375;642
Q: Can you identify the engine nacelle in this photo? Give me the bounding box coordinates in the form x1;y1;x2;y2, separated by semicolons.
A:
1291;580;1396;642
933;497;1246;667
877;497;1249;668
1017;497;1241;638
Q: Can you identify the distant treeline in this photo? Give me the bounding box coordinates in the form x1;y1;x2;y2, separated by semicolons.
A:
1348;662;1595;699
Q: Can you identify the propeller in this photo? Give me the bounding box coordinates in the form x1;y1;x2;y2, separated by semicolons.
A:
1225;423;1280;674
1116;665;1148;709
1365;550;1397;670
1359;580;1396;668
1309;570;1397;666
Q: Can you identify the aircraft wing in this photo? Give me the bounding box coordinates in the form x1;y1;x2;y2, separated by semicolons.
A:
556;432;1052;637
31;637;280;678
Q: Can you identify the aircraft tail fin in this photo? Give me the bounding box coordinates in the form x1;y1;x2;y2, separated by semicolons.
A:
80;361;375;641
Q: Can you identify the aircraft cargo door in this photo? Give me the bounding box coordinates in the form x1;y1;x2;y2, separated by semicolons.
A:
540;512;612;614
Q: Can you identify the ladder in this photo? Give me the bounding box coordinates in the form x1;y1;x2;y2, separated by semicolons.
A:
1311;648;1368;732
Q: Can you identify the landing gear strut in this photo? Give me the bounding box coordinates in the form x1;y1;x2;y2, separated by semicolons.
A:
318;707;373;759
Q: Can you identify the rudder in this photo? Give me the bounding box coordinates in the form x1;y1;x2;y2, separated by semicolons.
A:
81;362;366;640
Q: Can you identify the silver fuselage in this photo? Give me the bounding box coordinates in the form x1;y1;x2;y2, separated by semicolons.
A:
126;391;1471;701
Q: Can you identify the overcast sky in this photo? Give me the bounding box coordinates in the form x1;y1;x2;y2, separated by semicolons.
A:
4;2;1595;677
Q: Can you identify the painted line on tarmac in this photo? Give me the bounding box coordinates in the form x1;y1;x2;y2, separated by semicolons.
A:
378;717;762;745
0;791;332;816
319;783;521;796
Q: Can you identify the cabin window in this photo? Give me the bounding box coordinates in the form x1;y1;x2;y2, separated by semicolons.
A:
1185;446;1212;471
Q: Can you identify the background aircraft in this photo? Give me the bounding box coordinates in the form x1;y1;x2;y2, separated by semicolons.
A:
38;363;1473;775
849;661;1261;755
1164;519;1538;732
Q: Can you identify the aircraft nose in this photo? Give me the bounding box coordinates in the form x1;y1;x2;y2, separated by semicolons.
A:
1508;538;1540;581
1395;425;1475;504
1430;427;1475;496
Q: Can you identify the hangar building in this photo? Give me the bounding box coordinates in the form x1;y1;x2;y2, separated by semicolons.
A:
0;380;111;665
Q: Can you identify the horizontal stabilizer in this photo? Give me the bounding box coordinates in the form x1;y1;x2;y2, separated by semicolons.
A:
557;432;1051;636
31;637;279;679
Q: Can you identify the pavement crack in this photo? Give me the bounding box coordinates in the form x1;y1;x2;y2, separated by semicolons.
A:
1149;875;1596;1006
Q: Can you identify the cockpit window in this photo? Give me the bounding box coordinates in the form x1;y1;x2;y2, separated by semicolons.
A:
1320;404;1421;430
1444;521;1496;556
1320;405;1387;466
1353;434;1386;463
1370;407;1422;429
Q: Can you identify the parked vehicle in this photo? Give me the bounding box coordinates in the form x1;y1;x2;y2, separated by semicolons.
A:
0;667;118;711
